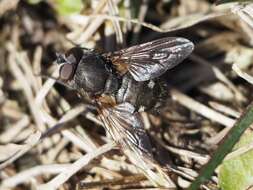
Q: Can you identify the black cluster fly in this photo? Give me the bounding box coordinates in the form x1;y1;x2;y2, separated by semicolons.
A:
54;37;194;182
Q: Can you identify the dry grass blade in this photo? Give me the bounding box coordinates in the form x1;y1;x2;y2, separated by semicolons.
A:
1;164;71;188
232;3;253;28
35;69;58;107
0;0;19;16
0;131;41;170
164;145;210;165
209;101;241;118
107;0;124;45
37;142;116;190
123;149;175;188
232;63;253;84
133;0;148;34
91;9;230;33
66;0;108;43
160;11;231;32
40;105;95;153
78;174;147;189
7;43;46;132
171;89;235;128
190;54;246;102
0;115;30;143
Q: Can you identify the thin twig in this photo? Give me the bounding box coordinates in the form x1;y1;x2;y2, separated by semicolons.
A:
0;115;30;143
171;89;235;128
37;142;116;190
90;10;231;33
107;0;124;45
0;131;41;170
232;63;253;84
1;164;71;188
209;101;241;118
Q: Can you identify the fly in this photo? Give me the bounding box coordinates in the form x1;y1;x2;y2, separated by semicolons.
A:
53;37;194;186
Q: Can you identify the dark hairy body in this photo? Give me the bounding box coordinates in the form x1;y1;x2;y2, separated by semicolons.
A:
61;47;167;112
55;37;194;169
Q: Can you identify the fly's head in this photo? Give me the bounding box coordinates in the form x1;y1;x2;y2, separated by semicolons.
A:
56;47;110;96
56;47;83;90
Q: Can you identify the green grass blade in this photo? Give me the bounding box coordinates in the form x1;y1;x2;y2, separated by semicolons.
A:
188;102;253;190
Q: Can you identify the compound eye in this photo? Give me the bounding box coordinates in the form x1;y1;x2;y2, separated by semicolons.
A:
60;64;74;80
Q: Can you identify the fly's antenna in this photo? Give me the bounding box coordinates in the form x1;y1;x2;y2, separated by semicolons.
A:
56;52;67;64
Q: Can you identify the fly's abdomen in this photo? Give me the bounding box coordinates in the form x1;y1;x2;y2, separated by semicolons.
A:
116;74;168;112
136;80;168;112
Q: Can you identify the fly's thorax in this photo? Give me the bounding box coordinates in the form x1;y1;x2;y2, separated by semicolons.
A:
66;52;116;97
73;54;109;94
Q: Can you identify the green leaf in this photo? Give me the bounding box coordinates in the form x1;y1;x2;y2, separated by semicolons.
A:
54;0;83;16
219;132;253;190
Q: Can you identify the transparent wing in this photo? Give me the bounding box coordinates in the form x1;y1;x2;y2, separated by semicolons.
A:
97;102;174;187
105;37;194;81
98;102;153;158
